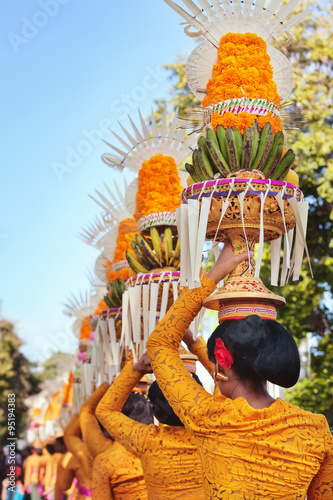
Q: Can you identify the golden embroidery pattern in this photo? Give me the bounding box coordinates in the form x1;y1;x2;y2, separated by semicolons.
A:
80;385;147;500
96;363;205;499
147;276;333;499
92;443;148;500
63;415;93;499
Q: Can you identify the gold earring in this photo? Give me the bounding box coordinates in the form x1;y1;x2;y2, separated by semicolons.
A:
213;368;229;382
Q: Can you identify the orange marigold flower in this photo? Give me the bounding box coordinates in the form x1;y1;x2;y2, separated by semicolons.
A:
203;32;280;108
211;112;282;135
94;299;107;315
106;268;130;284
113;218;139;262
134;154;182;219
80;316;92;340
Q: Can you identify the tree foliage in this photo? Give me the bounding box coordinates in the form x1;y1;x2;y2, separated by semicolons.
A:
155;1;333;424
0;320;40;443
39;351;74;382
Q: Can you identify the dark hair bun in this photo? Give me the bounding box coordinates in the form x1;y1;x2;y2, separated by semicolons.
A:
207;315;300;388
122;392;154;425
149;374;202;426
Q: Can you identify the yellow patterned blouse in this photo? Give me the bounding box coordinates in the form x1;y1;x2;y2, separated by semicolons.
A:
92;442;148;500
147;276;333;499
80;384;148;500
63;415;93;500
96;363;205;499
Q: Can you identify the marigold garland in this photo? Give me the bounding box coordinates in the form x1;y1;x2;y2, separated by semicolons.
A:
94;298;107;315
80;316;92;340
106;267;130;283
211;112;283;135
135;154;182;219
203;33;280;109
113;218;139;263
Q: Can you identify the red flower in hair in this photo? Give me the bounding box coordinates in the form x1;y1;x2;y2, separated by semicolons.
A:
214;338;234;369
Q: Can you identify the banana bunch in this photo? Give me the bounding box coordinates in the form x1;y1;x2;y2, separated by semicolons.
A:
126;227;180;275
104;278;126;309
185;121;295;182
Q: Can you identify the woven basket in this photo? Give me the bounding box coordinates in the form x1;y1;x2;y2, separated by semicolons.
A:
126;271;182;311
182;178;302;242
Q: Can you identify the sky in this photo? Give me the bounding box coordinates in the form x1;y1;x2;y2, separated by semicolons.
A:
0;0;198;363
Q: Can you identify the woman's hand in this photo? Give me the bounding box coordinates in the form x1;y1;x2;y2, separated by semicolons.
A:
207;240;254;284
133;352;153;374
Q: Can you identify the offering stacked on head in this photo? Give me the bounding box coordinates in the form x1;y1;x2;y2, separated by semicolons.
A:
163;0;311;322
78;181;139;387
102;108;202;355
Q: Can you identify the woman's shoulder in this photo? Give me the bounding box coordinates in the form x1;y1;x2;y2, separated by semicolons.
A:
151;424;198;449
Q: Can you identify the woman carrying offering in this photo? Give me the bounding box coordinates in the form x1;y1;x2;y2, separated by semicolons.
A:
96;347;211;500
80;384;148;500
147;241;333;499
63;415;93;500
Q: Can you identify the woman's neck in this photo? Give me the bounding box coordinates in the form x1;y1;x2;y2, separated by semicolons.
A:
230;381;275;409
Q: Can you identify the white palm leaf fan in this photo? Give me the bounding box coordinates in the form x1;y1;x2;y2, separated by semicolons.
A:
77;215;112;250
94;253;110;284
88;181;135;263
163;0;311;46
164;0;310;104
63;290;94;320
90;287;107;312
89;178;133;224
85;268;108;329
101;107;196;172
85;266;106;293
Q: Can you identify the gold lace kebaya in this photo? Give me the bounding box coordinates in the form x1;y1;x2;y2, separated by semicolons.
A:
80;384;148;500
96;362;205;500
63;415;93;500
147;276;333;499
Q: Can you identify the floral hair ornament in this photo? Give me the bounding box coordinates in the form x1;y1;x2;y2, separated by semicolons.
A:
214;339;234;370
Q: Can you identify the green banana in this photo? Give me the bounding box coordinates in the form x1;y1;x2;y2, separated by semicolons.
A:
118;278;126;293
252;123;274;171
271;149;296;180
199;135;218;176
184;162;201;183
125;251;149;274
241;126;253;170
232;126;243;169
250;120;260;167
225;127;238;171
104;292;118;309
111;280;121;305
197;147;214;179
136;234;161;268
192;150;207;181
261;131;285;178
216;126;231;168
205;135;230;177
150;226;162;263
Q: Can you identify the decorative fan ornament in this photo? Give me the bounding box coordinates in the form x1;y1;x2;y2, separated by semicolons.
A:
89;179;132;224
186;40;294;102
94;253;110;284
63;290;94;320
124;178;139;216
101;107;195;172
163;0;311;46
78;215;111;250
